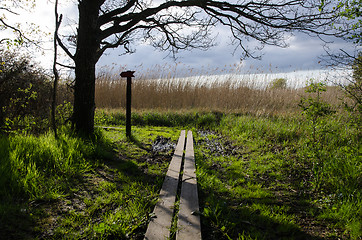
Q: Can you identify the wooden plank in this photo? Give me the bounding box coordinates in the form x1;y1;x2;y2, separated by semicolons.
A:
144;130;186;240
176;130;202;240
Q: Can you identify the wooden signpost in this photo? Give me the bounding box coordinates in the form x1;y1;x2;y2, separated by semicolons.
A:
120;70;135;138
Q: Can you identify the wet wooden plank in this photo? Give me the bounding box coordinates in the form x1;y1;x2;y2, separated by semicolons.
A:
144;130;186;240
176;130;202;240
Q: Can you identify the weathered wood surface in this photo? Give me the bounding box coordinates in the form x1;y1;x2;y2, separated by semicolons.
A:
176;130;202;240
144;130;186;240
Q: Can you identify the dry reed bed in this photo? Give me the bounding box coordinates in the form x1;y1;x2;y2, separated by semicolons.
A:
95;71;345;115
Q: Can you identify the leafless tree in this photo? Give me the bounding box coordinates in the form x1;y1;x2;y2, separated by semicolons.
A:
56;0;341;134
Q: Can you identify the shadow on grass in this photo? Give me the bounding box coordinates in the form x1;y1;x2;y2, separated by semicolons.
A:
70;131;173;239
127;133;152;152
198;186;325;240
194;142;332;240
0;130;174;239
0;135;37;239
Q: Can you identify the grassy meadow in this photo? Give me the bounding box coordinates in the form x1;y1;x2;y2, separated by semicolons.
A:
0;66;361;239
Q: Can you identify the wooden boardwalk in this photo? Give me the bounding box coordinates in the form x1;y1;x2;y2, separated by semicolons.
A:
144;130;201;240
177;131;201;239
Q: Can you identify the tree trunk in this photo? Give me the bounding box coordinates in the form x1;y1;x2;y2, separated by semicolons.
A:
73;1;101;135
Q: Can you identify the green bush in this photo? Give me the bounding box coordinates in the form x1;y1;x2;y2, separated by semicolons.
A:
270;78;287;89
344;52;362;129
0;50;52;133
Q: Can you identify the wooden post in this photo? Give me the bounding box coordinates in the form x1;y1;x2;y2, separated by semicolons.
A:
120;71;135;138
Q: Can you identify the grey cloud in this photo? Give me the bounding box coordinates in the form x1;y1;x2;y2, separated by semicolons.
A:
97;25;355;75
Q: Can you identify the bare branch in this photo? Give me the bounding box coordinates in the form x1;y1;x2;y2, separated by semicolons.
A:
56;34;75;60
0;18;32;43
56;62;76;69
0;6;20;15
98;0;138;26
93;0;339;59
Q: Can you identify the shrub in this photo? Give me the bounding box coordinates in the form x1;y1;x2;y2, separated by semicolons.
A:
270;78;287;89
345;52;362;125
0;49;52;133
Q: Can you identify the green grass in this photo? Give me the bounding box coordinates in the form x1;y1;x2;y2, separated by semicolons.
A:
0;125;180;239
0;110;360;239
194;114;361;239
95;109;223;128
0;129;92;201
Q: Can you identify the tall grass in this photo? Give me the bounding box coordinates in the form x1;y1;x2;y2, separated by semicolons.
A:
95;67;346;115
0;126;176;239
0;128;108;201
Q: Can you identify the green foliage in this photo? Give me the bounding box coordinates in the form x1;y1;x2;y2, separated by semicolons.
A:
3;84;39;132
0;49;52;133
195;123;303;239
343;52;362;131
299;81;335;119
196;112;220;127
299;81;335;145
55;101;73;127
0;0;38;48
0;60;4;72
270;78;287;89
337;0;362;44
298;81;338;193
323;0;362;44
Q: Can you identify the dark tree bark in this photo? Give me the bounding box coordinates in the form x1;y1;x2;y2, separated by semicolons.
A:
56;0;342;135
52;0;62;138
72;1;103;134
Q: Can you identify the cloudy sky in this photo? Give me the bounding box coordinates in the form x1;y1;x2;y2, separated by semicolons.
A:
5;0;357;75
98;32;352;74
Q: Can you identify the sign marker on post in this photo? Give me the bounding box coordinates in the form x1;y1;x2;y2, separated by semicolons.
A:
120;70;135;138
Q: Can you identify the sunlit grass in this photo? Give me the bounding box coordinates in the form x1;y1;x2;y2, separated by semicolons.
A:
0;126;181;239
194;113;361;239
1;109;360;239
0;63;359;239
